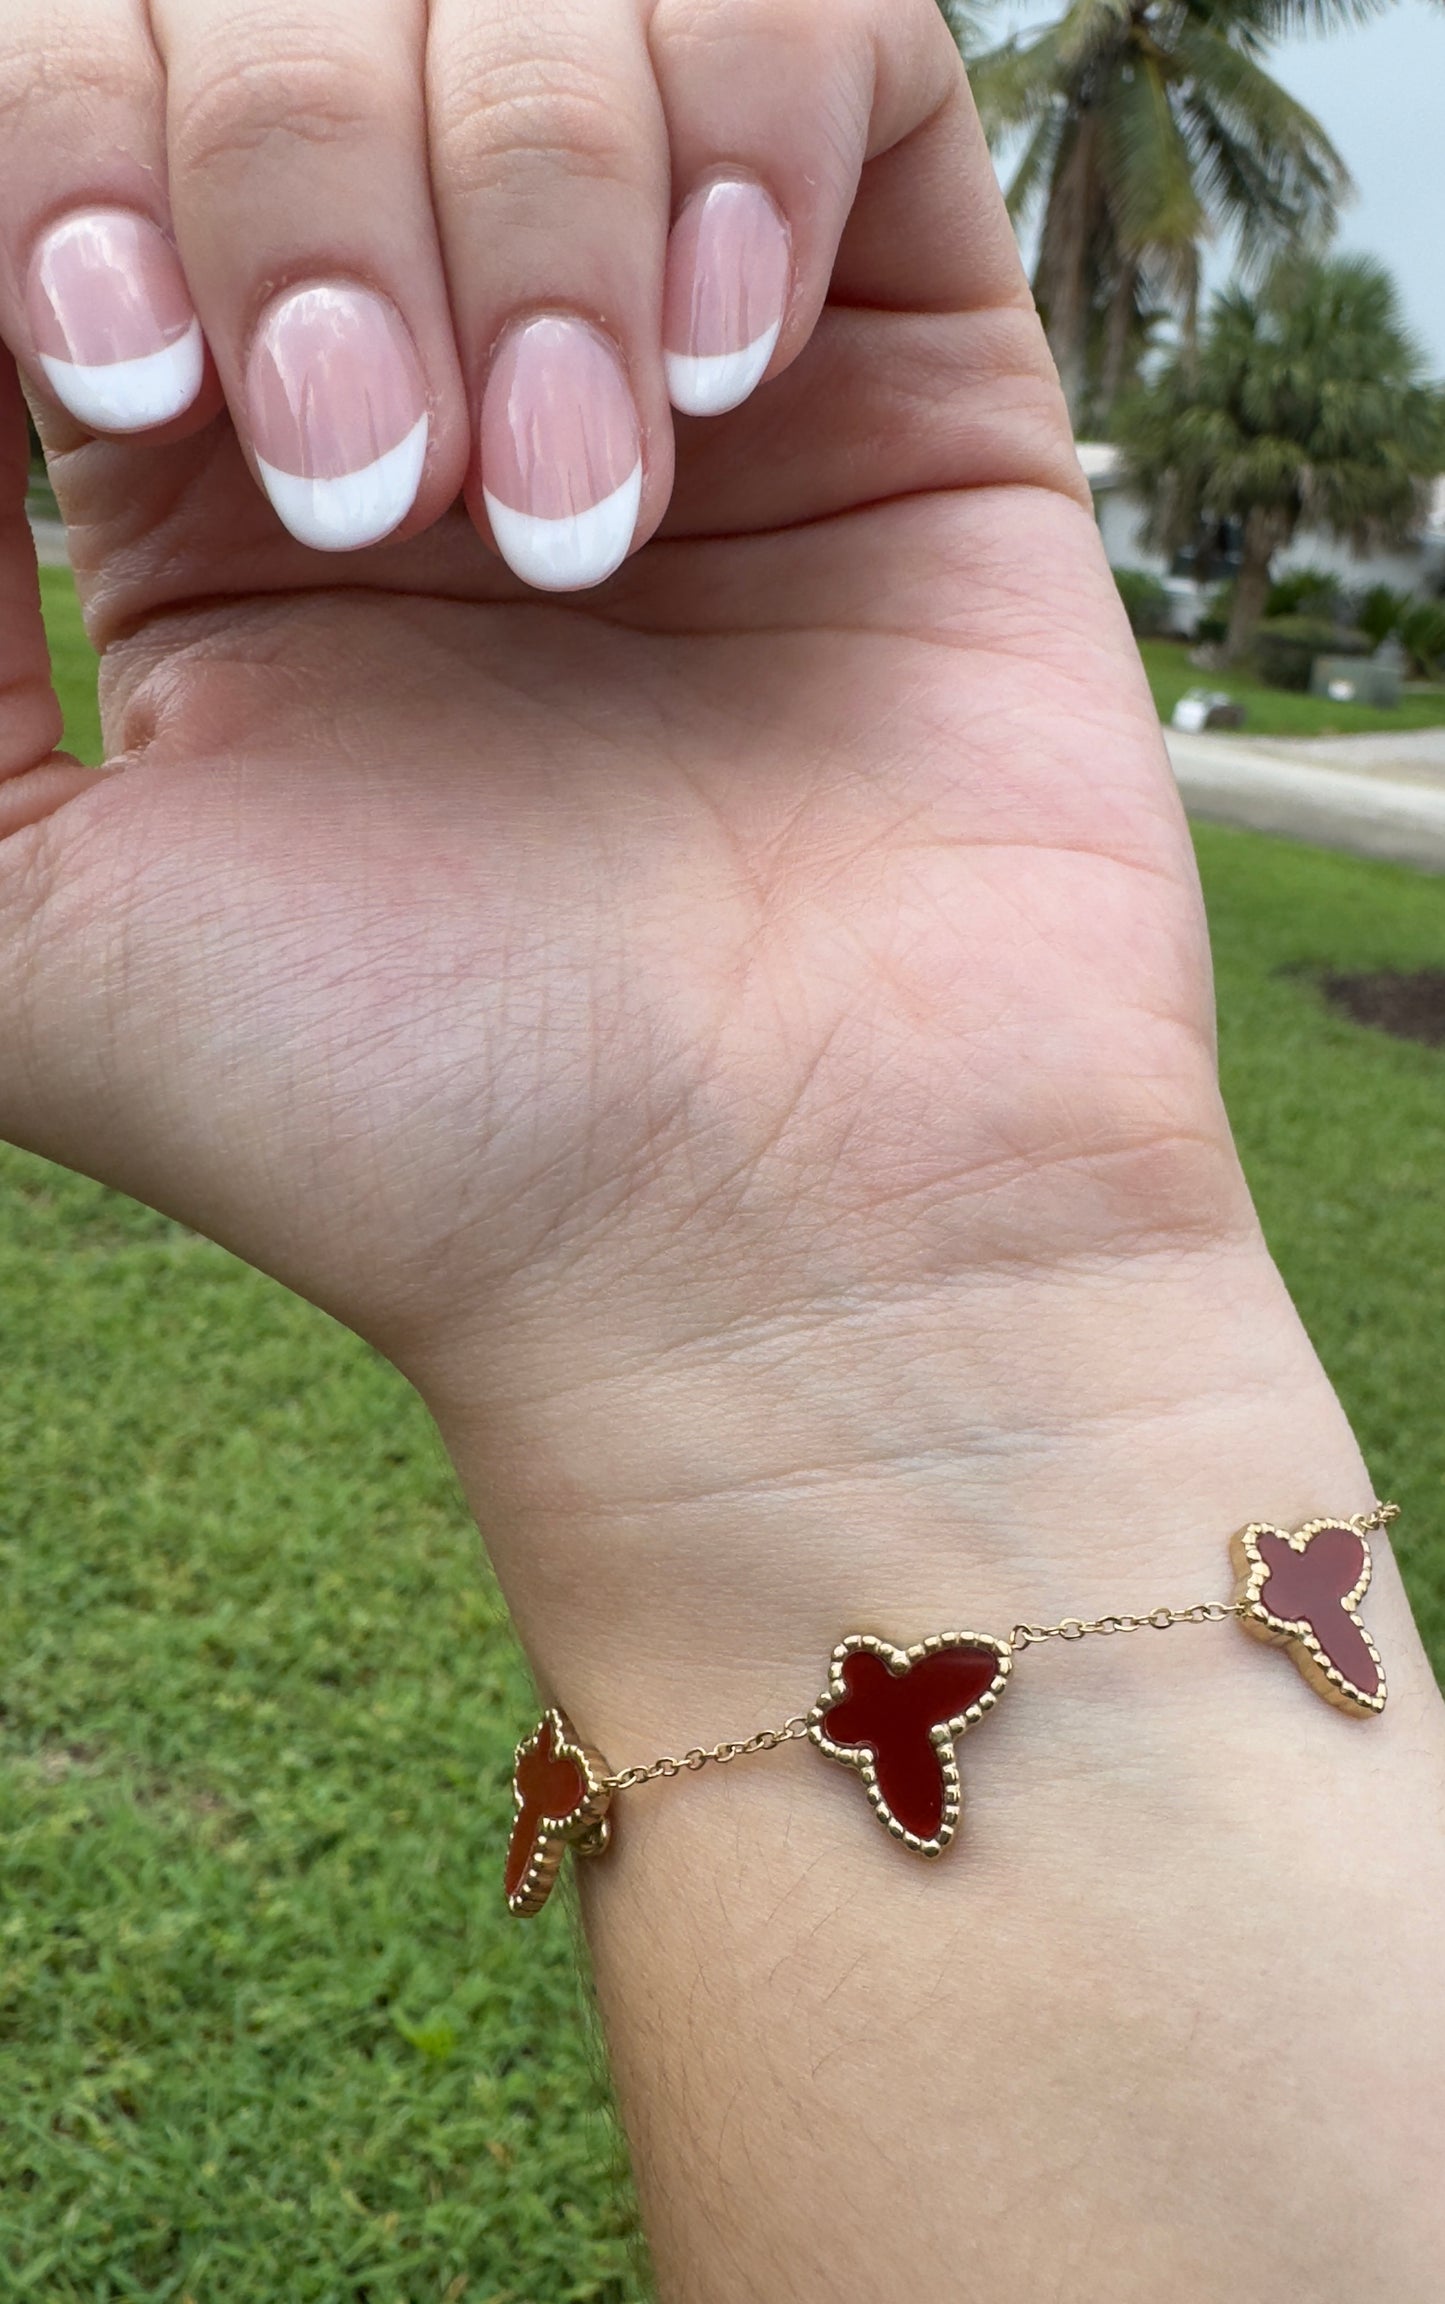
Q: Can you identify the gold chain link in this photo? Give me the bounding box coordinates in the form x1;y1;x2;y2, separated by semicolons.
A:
1009;1597;1245;1646
599;1505;1400;1789
599;1716;812;1796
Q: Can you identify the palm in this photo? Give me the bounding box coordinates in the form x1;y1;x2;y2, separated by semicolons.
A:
23;297;1216;1423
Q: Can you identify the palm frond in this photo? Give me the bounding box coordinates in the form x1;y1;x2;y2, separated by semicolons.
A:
1099;54;1205;262
1171;24;1349;250
1003;114;1066;226
968;31;1070;135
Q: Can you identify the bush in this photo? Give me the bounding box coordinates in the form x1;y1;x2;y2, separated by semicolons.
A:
1253;615;1370;692
1357;583;1414;649
1266;567;1346;621
1401;599;1445;679
1112;566;1171;637
1355;585;1445;677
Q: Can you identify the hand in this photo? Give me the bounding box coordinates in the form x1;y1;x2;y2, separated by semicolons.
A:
5;12;1444;2300
0;1;1402;1700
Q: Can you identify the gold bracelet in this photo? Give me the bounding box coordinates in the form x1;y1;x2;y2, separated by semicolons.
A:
505;1506;1397;1917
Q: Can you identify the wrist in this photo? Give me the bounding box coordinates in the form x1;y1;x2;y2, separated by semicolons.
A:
427;1229;1401;1748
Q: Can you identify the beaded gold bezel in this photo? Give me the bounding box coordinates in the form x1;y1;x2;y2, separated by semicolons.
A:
806;1631;1013;1856
1231;1519;1386;1717
505;1708;615;1918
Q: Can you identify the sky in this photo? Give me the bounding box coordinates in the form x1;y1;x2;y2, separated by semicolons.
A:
1267;2;1445;373
987;0;1445;376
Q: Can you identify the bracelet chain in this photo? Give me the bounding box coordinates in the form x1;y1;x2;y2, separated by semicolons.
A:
599;1717;812;1796
1009;1596;1246;1646
597;1504;1400;1794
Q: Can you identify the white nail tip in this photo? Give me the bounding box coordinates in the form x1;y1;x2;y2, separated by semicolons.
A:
38;318;205;434
484;461;643;593
257;415;429;553
665;324;782;418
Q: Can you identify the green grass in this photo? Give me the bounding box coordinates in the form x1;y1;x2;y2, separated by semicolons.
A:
39;565;104;767
1140;637;1445;739
1;576;1441;2299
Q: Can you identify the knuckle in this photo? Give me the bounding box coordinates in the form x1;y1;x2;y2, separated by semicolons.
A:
171;49;381;179
440;51;636;197
0;38;145;141
653;0;866;61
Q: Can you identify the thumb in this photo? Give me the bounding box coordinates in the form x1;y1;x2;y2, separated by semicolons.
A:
0;354;96;832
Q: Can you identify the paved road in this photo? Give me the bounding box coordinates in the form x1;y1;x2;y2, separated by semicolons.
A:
1166;727;1445;874
1244;727;1445;790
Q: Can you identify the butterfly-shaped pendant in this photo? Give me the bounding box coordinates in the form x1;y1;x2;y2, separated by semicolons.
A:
1231;1518;1386;1715
505;1709;614;1917
807;1631;1013;1854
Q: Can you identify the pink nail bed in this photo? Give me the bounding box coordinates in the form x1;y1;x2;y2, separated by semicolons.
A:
481;315;643;593
664;177;792;418
246;283;429;553
27;209;204;433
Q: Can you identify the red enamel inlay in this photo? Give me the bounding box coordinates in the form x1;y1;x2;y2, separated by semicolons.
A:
820;1646;1002;1841
1255;1526;1380;1696
505;1718;587;1901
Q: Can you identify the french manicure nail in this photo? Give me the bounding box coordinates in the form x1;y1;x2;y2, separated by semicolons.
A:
664;177;792;419
481;316;642;593
27;209;204;434
247;284;429;553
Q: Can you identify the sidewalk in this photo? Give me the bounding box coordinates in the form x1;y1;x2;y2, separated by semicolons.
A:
1166;726;1445;874
30;517;71;570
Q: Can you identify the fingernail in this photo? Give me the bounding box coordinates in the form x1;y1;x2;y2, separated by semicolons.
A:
481;315;642;593
247;283;429;553
27;209;204;434
664;177;791;418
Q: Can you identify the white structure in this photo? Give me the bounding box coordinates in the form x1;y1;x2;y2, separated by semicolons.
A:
1079;442;1445;634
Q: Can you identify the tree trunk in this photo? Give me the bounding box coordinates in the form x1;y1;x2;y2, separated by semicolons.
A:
1221;508;1283;665
1099;258;1139;418
1034;115;1100;431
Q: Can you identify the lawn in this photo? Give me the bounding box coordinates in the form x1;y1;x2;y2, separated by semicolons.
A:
39;565;104;768
1;575;1442;2299
1140;635;1445;739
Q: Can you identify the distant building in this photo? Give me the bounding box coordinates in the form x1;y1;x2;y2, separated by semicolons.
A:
1078;442;1445;634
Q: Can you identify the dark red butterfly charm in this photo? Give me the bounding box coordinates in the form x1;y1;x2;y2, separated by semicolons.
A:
1232;1519;1386;1715
807;1632;1013;1853
505;1709;614;1917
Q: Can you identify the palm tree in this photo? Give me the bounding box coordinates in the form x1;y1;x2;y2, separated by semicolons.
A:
967;0;1362;430
1116;251;1445;662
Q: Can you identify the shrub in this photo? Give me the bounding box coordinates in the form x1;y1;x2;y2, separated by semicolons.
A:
1357;583;1414;649
1253;615;1370;692
1266;567;1346;621
1112;566;1171;637
1401;599;1445;679
1355;585;1445;677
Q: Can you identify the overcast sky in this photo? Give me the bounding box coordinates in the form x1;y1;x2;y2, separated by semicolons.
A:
1268;2;1445;373
987;0;1445;376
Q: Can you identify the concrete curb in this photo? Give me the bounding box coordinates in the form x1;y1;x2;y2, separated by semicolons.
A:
1166;731;1445;875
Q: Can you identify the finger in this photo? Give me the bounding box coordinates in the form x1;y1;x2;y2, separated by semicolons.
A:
659;63;1081;540
149;0;468;553
650;0;961;419
0;2;219;441
426;0;673;593
0;358;96;831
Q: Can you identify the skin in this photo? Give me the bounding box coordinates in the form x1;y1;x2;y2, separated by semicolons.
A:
0;3;1442;2297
